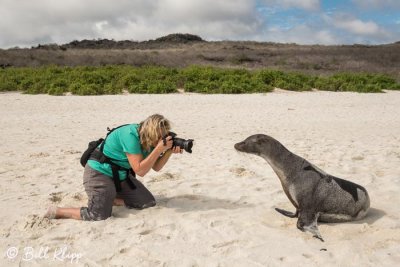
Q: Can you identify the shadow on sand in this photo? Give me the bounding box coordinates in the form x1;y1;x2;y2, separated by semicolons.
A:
354;207;386;225
114;194;253;218
154;194;254;213
319;207;386;227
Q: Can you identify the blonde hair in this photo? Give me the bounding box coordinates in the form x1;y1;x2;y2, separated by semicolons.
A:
139;114;171;151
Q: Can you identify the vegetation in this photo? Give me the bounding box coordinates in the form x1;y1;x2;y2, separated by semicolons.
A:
1;65;399;95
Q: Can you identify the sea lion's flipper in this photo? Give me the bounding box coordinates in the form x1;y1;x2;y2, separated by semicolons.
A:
275;208;298;218
304;223;324;242
297;211;324;242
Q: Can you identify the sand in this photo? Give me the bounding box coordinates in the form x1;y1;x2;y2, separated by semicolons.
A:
0;90;399;266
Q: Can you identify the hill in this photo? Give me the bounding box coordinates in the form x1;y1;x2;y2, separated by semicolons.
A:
1;33;399;79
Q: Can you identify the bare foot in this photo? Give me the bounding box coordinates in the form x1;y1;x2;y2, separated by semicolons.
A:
113;198;125;206
44;206;58;219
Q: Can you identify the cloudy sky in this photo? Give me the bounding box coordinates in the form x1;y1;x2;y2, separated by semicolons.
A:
1;0;399;48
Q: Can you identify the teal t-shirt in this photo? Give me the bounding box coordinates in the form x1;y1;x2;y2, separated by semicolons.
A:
88;124;152;181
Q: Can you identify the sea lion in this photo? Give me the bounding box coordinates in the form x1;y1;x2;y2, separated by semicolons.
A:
234;134;370;241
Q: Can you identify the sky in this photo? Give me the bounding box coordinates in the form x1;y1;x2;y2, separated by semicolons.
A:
0;0;399;48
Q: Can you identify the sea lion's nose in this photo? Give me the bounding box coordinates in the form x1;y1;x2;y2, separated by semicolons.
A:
234;142;244;151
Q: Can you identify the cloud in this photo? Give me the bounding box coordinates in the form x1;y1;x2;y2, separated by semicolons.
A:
0;0;398;47
261;0;320;11
150;0;263;40
0;0;263;48
351;0;400;10
323;13;387;36
0;0;155;47
264;24;336;44
322;13;395;44
333;18;381;35
280;0;320;11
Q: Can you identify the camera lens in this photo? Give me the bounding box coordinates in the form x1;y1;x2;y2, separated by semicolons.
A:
183;139;193;153
173;138;194;153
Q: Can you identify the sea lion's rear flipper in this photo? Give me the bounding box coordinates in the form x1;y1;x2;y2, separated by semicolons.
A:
297;211;324;242
275;208;298;218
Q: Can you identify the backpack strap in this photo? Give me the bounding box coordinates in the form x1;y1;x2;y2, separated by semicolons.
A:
99;124;129;153
90;124;137;192
111;164;122;192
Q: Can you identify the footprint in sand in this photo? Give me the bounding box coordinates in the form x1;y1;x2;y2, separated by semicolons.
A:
374;170;385;177
62;149;81;155
22;215;53;231
29;152;50;158
148;172;181;183
174;195;200;201
49;192;64;203
72;192;85;201
139;229;153;235
119;247;131;254
1;226;12;238
302;253;313;259
352;155;364;161
212;240;239;248
191;183;202;188
209;220;224;228
229;167;255;177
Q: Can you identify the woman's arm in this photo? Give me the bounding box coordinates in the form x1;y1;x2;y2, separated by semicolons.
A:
152;146;182;171
126;136;173;177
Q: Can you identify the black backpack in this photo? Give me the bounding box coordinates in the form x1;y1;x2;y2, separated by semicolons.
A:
80;138;104;167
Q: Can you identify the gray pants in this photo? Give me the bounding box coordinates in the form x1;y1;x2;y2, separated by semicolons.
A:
80;165;156;221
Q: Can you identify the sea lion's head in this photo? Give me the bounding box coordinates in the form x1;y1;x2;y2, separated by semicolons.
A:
234;134;268;155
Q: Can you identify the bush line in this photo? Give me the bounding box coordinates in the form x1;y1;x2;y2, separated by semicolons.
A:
1;65;399;95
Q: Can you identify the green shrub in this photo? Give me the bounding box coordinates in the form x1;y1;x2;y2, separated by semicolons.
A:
255;70;314;91
312;73;399;93
78;84;103;95
256;70;283;85
181;66;272;94
0;78;18;91
1;65;399;94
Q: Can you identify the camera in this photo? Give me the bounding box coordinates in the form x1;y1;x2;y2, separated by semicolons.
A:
163;132;194;153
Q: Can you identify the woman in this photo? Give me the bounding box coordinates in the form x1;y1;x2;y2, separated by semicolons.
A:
45;114;182;220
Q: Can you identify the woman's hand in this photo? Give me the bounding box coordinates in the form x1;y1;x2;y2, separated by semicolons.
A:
171;146;183;154
155;136;173;153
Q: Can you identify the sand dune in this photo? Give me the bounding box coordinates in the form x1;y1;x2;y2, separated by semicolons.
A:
1;90;399;266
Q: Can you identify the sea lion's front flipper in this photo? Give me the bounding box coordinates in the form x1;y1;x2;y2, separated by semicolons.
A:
275;208;298;218
297;211;324;242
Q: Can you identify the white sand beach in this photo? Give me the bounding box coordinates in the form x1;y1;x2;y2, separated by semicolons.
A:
1;90;399;267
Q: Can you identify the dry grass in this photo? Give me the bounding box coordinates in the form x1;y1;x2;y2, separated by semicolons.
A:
1;37;399;80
